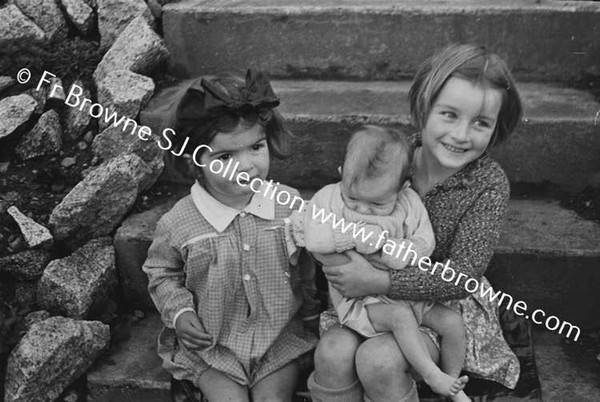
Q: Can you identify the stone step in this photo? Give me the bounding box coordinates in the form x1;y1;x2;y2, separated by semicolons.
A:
162;0;600;83
141;79;600;193
116;194;600;329
533;329;600;401
86;311;542;401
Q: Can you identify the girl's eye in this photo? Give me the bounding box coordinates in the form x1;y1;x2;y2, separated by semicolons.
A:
441;111;457;119
251;142;266;151
218;153;231;161
474;119;492;129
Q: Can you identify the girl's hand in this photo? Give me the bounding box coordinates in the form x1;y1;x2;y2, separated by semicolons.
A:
175;311;212;350
322;250;391;298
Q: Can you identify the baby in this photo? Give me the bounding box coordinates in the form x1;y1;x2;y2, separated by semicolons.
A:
293;126;469;401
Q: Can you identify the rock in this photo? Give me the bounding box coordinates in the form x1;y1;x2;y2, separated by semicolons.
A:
61;156;77;168
23;310;51;331
64;80;92;141
15;110;62;160
0;161;9;174
77;141;88;150
92;123;164;179
47;77;66;102
13;0;68;41
0;76;16;93
0;249;52;281
0;5;46;47
94;16;169;84
0;94;37;140
147;0;162;19
4;316;110;402
25;87;46;114
60;0;94;36
7;206;54;249
37;238;117;319
48;153;154;247
83;130;94;143
96;69;155;131
97;0;154;51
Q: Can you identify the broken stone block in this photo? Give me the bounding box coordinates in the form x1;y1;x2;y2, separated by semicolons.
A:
4;316;110;402
37;237;117;319
7;206;54;249
15;110;62;160
97;0;154;51
0;249;52;281
60;0;94;35
96;69;155;131
23;310;51;331
13;0;68;41
0;5;46;47
0;94;37;140
94;15;169;84
49;153;153;247
64;80;92;141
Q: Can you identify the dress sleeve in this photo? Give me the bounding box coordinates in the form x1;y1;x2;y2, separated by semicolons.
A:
142;215;195;328
387;184;508;301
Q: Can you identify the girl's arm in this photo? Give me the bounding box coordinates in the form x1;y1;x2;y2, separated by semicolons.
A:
387;184;508;301
142;216;195;328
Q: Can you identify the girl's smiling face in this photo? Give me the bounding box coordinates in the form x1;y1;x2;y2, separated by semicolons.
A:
421;77;503;172
199;122;269;208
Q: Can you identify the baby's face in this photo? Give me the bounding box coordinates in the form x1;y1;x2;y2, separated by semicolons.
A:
341;177;399;216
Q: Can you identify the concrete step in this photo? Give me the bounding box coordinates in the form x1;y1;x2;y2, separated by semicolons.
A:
141;79;600;193
86;311;542;401
533;329;600;401
116;194;600;330
162;0;600;83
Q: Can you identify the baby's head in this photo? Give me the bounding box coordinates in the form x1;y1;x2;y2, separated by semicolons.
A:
340;126;413;216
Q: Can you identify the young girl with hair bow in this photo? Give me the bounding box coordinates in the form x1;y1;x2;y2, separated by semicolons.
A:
143;70;320;401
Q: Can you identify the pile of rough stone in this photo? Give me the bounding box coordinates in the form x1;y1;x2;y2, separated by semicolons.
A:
0;1;172;400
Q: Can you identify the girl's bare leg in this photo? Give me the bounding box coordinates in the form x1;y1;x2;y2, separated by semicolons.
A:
366;303;465;397
309;325;364;402
197;368;249;402
251;360;299;402
421;305;469;402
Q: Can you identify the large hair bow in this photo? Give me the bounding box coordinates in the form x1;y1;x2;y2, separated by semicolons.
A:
201;69;280;115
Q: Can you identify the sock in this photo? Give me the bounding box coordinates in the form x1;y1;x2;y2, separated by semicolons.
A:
307;372;363;402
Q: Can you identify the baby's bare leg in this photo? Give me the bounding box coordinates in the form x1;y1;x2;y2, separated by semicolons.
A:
366;302;464;397
422;304;469;401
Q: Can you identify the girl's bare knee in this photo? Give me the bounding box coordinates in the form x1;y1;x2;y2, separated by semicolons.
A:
356;336;409;379
314;326;361;370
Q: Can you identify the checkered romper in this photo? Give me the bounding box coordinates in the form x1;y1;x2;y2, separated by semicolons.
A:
143;184;318;387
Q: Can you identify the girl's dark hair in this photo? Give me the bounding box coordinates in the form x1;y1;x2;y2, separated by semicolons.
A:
409;43;522;147
168;71;293;159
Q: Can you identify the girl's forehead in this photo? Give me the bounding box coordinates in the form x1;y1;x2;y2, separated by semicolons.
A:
209;123;265;151
436;77;503;118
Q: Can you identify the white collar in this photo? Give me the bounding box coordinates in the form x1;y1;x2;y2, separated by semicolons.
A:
190;182;275;232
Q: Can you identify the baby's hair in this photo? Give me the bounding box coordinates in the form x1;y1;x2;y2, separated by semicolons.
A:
409;43;522;146
342;125;413;191
170;71;293;159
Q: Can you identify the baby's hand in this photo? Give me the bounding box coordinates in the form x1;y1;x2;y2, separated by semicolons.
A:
355;224;387;254
175;311;212;350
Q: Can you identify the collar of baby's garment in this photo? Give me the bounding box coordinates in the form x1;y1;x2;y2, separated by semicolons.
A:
190;182;275;232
